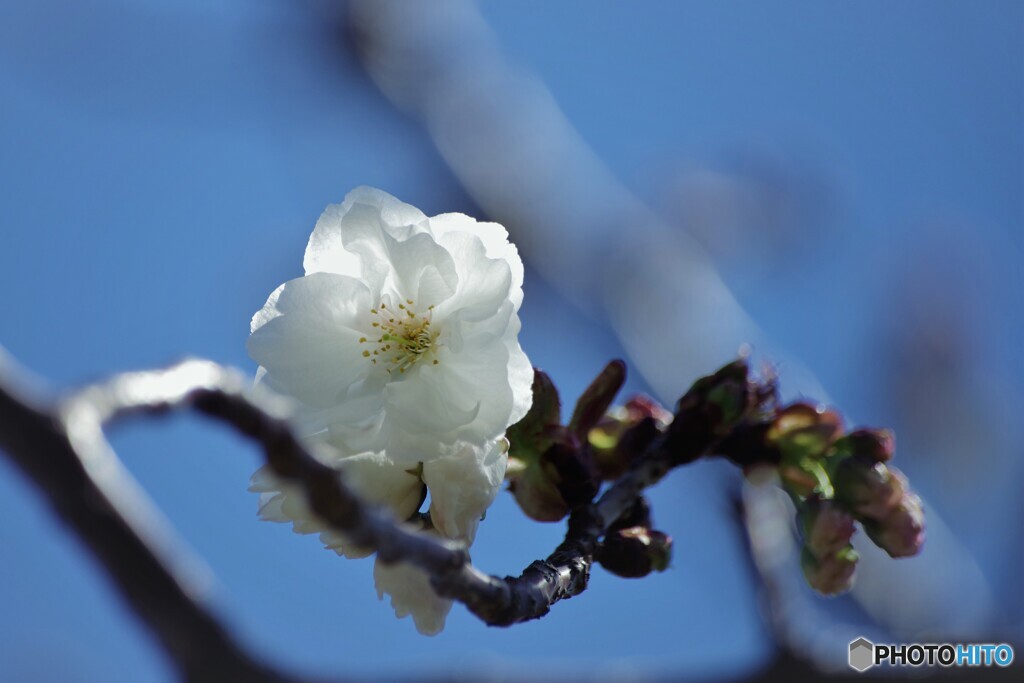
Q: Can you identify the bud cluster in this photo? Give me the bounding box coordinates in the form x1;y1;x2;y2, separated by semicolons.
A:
765;404;925;594
504;363;618;522
504;357;924;596
832;440;925;559
504;360;680;577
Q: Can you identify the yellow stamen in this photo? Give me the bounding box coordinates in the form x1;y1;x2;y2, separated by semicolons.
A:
361;298;441;374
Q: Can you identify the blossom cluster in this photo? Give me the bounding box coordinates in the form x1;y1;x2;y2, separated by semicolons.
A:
248;187;532;634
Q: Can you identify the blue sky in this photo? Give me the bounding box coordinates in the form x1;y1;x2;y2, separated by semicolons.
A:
1;1;1020;680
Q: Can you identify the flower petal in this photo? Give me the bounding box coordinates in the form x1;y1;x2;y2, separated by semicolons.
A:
430;212;524;309
336;451;426;521
429;332;513;445
424;440;507;543
432;229;512;323
373;530;454;636
304;186;427;278
502;316;534;428
248;273;373;408
377;229;458;308
386;361;482;434
248;453;425;559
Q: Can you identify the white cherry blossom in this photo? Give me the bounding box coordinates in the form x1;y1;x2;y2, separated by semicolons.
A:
248;186;532;463
247;188;529;634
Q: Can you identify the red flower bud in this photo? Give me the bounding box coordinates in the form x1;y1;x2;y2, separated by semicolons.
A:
801;546;858;596
800;497;856;559
838;428;895;463
833;456;904;521
864;492;925;558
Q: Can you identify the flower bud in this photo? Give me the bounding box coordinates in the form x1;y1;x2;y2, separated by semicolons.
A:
864;492;925;558
623;394;673;427
597;527;673;578
834;428;895;463
779;465;816;498
799;496;856;559
801;545;858;596
507;369;562;463
668;360;752;463
508;431;602;521
590;415;660;480
767;402;843;460
778;460;832;499
545;439;601;509
833;456;904;520
506;457;568;522
569;360;626;440
705;375;751;431
587;393;670;480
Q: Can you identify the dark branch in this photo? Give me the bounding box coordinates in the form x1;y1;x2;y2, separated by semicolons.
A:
0;353;755;677
0;356;294;683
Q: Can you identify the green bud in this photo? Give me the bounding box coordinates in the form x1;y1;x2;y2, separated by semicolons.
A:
801;545;858;596
706;380;748;428
779;464;821;498
506;457;568;522
590;415;660;481
779;459;833;499
767;402;843;460
667;359;752;463
587;394;670;480
799;496;856;559
507;369;561;464
833;428;895;463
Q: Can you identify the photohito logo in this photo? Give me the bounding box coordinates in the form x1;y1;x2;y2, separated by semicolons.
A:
849;637;1014;672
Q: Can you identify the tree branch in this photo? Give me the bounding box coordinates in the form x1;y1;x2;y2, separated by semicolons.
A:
0;353;755;676
0;356;294;682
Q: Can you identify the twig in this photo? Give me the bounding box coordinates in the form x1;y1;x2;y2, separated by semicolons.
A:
0;354;739;676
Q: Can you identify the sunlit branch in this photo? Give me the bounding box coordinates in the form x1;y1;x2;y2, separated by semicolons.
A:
0;352;751;672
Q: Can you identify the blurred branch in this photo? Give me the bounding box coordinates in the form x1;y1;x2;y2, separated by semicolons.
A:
347;0;777;395
0;355;292;683
344;0;995;642
735;481;1022;681
0;352;778;679
738;471;864;673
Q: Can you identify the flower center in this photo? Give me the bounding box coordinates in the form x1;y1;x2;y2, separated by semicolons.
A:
360;299;440;374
